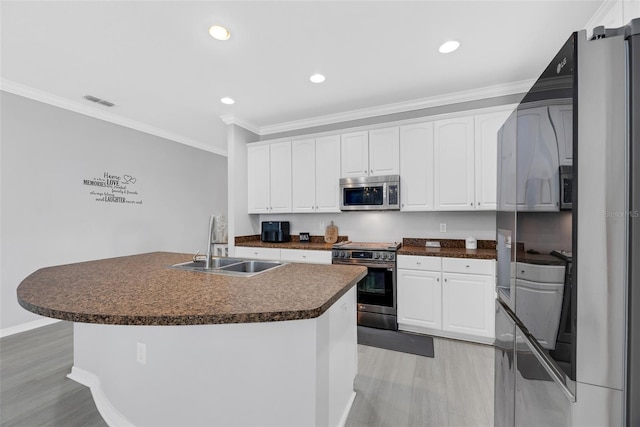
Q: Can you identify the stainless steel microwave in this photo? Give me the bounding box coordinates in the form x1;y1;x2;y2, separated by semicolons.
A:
559;165;573;210
340;175;400;211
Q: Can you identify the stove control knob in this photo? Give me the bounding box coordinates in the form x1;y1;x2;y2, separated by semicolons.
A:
373;252;380;259
340;252;346;258
388;253;395;261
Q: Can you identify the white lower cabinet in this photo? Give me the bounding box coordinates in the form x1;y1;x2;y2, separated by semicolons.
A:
442;272;495;339
397;255;495;343
280;249;331;264
397;268;442;330
233;246;331;265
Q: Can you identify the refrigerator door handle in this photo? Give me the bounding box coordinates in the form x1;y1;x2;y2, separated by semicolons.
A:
521;328;576;403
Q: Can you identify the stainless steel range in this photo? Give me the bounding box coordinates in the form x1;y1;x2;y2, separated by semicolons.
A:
332;241;400;330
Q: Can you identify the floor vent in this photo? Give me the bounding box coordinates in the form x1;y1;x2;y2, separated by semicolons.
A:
83;94;115;107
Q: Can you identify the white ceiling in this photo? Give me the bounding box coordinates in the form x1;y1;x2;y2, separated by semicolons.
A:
1;1;604;155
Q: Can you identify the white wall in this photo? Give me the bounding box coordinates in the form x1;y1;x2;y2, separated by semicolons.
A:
260;211;496;243
227;124;260;253
0;92;227;331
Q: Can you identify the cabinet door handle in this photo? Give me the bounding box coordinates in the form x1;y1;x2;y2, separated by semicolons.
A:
444;278;448;282
370;169;373;173
470;202;474;206
437;278;440;282
416;262;421;265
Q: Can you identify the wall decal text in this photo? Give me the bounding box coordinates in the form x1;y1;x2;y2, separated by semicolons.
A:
83;172;143;205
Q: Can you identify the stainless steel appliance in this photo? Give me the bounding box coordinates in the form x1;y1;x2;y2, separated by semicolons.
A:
495;19;640;426
559;165;573;210
339;175;400;211
332;241;400;330
261;221;290;243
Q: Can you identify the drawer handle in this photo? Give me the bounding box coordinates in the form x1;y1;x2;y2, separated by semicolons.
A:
521;270;525;274
466;265;470;268
416;261;422;265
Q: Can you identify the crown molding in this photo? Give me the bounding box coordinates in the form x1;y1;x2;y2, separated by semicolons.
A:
219;114;261;135
257;79;534;136
1;79;227;157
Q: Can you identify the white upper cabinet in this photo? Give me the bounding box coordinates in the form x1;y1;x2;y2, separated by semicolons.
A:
548;104;573;166
314;135;342;212
247;141;292;214
292;135;341;213
497;110;518;211
434;117;475;210
341;128;399;178
291;138;316;213
269;141;293;213
516;107;560;211
399;122;435;211
341;131;369;178
368;127;400;176
247;144;271;214
475;111;511;210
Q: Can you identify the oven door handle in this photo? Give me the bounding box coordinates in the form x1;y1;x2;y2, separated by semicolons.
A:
332;261;395;269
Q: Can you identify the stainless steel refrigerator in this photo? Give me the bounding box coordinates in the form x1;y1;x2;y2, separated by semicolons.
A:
495;18;640;426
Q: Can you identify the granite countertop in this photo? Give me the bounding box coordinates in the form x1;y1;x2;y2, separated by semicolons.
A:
398;238;497;260
235;235;348;251
16;252;366;326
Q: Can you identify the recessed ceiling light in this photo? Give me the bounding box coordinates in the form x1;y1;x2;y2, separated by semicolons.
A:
220;97;235;105
310;74;326;83
439;40;460;54
209;25;230;41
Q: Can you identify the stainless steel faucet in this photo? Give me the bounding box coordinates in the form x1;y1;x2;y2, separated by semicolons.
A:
205;214;215;269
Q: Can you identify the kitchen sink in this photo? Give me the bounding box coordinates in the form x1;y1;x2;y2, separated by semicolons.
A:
170;257;285;277
217;260;284;274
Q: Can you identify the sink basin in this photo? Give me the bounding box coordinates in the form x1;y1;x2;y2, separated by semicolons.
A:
218;260;285;274
170;258;285;277
172;258;245;271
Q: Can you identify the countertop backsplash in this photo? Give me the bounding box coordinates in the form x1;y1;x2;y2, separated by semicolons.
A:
251;211;497;244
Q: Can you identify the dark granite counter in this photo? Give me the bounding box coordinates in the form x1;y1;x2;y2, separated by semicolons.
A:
16;252;366;326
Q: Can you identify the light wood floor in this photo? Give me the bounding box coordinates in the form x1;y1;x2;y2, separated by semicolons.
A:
346;338;494;427
1;322;494;427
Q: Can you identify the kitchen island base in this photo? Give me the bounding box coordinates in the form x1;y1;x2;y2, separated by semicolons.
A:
68;288;357;427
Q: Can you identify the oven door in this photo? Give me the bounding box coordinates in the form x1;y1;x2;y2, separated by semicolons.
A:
355;263;396;316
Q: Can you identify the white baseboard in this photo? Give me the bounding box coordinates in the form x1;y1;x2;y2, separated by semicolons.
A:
67;366;135;427
337;391;357;427
0;318;61;338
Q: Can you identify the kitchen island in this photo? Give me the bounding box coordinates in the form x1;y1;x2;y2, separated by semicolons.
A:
17;252;367;427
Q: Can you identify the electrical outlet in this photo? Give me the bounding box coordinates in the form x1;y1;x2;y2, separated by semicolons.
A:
440;223;447;233
136;342;147;365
